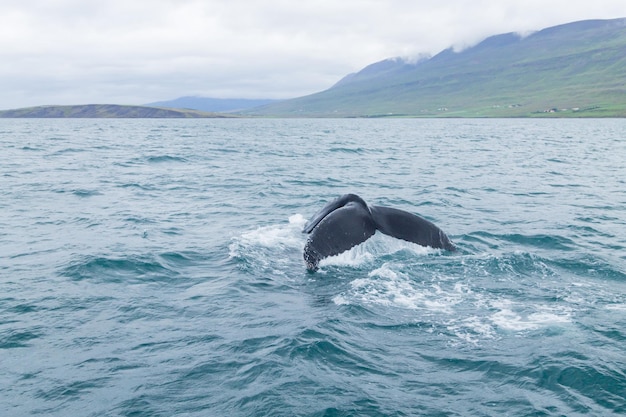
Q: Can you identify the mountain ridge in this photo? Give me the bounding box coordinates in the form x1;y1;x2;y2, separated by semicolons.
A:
145;97;279;112
246;18;626;117
0;104;235;118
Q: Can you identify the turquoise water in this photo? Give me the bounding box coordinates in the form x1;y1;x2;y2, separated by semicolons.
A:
1;118;625;416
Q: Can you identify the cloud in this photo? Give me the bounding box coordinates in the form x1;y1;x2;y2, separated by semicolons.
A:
0;0;624;109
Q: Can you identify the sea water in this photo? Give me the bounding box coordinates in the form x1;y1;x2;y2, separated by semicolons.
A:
1;118;625;416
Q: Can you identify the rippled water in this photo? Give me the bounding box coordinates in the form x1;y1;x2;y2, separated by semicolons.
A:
1;118;625;416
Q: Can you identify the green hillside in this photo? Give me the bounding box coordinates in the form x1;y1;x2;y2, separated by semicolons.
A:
247;18;626;117
0;104;234;118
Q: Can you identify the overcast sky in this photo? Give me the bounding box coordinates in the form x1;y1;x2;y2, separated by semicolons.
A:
1;0;624;109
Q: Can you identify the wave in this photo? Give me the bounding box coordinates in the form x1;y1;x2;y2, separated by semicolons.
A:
328;146;367;154
0;328;43;349
117;182;156;192
146;155;188;164
462;231;577;252
70;189;102;198
60;254;184;283
46;188;103;197
48;147;86;156
113;155;188;167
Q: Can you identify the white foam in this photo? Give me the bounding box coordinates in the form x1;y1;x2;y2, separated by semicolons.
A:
228;214;305;259
366;233;436;256
334;262;464;313
333;261;574;344
355;267;427;310
239;223;300;248
319;247;375;269
447;316;497;344
288;213;307;228
489;300;572;331
369;265;399;280
332;294;350;306
319;232;435;269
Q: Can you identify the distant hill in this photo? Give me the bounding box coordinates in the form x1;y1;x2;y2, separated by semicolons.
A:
246;18;626;117
145;97;279;112
0;104;235;118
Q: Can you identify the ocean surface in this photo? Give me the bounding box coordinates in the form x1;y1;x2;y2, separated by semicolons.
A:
1;118;625;416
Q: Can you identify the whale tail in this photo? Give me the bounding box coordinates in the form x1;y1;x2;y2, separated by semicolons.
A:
302;193;368;233
303;194;455;271
369;205;456;252
303;199;377;271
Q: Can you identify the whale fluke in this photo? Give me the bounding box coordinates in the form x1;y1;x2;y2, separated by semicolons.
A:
302;194;455;271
